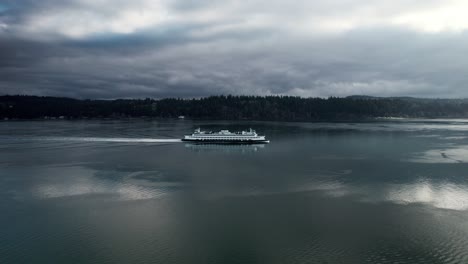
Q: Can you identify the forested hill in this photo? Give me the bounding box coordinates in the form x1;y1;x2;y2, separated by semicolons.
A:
2;95;468;121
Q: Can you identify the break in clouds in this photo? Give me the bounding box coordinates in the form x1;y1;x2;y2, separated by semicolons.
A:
1;0;468;99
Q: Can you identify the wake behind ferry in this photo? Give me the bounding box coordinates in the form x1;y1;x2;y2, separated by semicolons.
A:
182;128;269;144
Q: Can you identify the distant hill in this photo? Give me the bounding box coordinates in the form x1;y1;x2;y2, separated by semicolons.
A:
345;95;448;101
346;95;381;100
2;95;468;121
346;95;432;100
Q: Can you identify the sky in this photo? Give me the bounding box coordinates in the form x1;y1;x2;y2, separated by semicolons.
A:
1;0;468;99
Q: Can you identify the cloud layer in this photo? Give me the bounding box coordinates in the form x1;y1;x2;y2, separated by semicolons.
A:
1;0;468;98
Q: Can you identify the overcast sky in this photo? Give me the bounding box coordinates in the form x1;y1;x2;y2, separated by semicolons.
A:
1;0;468;99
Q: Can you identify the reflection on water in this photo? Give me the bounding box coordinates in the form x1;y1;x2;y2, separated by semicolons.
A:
187;168;468;211
184;143;266;153
304;179;468;211
25;167;184;201
409;145;468;163
384;180;468;210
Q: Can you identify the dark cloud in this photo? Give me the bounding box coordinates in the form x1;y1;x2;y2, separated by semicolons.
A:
0;0;468;98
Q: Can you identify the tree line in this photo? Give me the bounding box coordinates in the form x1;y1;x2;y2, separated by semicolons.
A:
1;95;468;120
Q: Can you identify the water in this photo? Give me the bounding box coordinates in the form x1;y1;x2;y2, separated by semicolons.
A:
1;119;468;264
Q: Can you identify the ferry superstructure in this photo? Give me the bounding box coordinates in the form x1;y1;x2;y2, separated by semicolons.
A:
182;128;269;144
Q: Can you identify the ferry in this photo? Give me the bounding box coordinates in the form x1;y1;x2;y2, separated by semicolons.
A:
182;128;269;144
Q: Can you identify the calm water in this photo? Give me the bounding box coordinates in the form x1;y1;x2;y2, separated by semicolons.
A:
1;119;468;264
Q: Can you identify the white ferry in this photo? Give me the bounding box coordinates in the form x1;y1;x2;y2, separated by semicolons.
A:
182;128;269;144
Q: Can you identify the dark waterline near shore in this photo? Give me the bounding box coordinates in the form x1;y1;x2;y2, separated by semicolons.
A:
1;119;468;263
